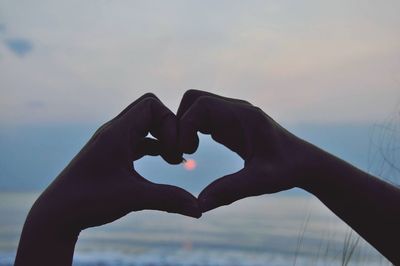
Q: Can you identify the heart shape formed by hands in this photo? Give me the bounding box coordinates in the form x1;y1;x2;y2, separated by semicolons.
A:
28;90;305;236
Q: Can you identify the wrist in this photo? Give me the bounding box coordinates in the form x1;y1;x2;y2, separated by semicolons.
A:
294;137;354;195
290;137;332;191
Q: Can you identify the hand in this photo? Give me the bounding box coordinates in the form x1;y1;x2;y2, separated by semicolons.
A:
15;93;201;266
177;90;311;212
38;93;201;231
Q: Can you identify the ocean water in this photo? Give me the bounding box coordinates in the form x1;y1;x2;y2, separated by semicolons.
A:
0;192;391;266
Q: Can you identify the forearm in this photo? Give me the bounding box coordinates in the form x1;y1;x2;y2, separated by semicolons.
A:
298;142;400;264
15;223;78;266
15;194;80;266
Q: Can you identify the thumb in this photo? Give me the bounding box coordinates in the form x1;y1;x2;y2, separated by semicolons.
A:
140;182;202;218
198;168;264;213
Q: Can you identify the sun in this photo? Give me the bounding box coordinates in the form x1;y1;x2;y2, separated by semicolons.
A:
183;159;197;171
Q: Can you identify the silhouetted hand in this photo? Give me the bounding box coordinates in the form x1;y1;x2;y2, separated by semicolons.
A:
15;93;200;266
178;90;400;265
177;90;308;212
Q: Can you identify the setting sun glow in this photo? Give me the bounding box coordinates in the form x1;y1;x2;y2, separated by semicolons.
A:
183;159;197;171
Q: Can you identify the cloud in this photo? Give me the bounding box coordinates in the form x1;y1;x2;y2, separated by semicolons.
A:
4;38;33;57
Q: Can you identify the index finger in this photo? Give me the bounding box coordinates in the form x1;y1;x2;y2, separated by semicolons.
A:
120;96;182;164
179;96;248;158
177;89;251;118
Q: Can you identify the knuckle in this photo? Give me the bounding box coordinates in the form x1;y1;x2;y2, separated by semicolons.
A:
248;104;262;113
94;123;116;144
179;90;209;117
133;95;160;113
142;96;159;108
182;89;204;101
183;96;214;119
95;120;116;137
194;96;229;117
240;99;252;105
248;105;265;119
141;92;158;99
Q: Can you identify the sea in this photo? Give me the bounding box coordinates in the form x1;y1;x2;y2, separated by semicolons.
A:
0;191;391;266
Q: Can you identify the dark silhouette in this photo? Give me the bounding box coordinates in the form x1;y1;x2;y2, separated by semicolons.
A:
15;90;400;265
15;93;201;266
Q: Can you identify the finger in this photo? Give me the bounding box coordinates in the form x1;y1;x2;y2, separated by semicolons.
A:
133;137;162;160
134;137;183;163
121;97;182;164
198;168;264;213
140;182;202;218
114;93;159;121
179;96;247;157
177;89;251;118
93;93;159;137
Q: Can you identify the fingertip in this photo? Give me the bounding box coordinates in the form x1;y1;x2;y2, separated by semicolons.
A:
197;170;249;213
149;184;202;218
180;204;202;218
193;211;202;219
177;189;202;218
161;151;185;165
169;192;202;218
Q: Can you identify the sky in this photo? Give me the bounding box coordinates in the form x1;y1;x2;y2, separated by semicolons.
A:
0;1;399;191
0;0;399;126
